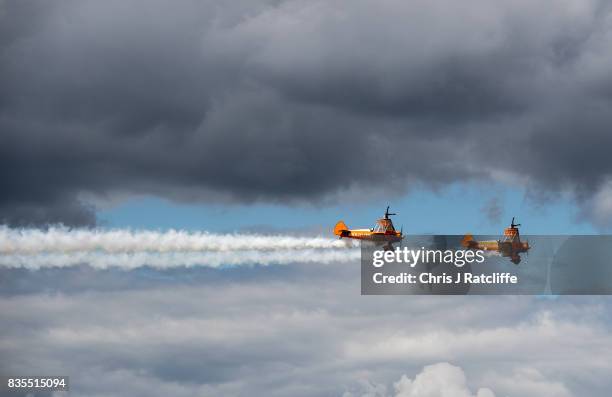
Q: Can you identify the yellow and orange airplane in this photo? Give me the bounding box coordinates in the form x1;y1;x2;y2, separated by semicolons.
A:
462;217;530;264
334;206;403;247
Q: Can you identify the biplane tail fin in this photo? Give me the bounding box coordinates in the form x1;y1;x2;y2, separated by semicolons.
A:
461;233;475;248
334;221;349;237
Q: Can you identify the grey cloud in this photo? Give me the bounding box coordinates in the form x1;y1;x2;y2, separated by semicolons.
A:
481;197;503;225
2;0;612;225
0;196;95;227
0;262;611;396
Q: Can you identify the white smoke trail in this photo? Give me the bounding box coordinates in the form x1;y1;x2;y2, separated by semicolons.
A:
0;249;360;270
0;227;359;269
0;226;353;254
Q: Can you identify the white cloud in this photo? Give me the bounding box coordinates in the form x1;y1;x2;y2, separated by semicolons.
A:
344;363;496;397
393;363;495;397
482;367;572;397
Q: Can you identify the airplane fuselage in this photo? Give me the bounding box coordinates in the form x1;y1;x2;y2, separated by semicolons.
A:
338;229;402;243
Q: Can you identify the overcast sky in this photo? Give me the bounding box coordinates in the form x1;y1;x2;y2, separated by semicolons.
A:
2;262;612;397
1;0;612;229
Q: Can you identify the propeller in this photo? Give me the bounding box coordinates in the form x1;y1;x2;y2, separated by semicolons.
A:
385;206;397;219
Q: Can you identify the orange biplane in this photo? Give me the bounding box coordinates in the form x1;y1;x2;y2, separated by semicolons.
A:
334;207;403;248
462;217;530;264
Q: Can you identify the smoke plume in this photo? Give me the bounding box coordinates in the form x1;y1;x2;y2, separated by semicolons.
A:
0;227;358;269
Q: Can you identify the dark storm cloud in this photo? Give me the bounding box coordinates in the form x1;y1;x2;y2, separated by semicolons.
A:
2;0;612;225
